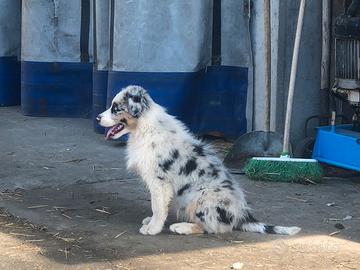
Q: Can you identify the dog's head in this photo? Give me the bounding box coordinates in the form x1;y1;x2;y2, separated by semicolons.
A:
96;85;150;140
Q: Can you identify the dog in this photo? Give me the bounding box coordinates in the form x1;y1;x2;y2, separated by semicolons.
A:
97;85;301;236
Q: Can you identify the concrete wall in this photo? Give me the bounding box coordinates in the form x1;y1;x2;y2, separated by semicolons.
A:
251;0;322;148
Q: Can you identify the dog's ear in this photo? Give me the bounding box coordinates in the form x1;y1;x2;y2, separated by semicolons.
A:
125;86;149;118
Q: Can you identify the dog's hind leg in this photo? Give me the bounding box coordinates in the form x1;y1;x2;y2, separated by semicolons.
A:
169;222;204;235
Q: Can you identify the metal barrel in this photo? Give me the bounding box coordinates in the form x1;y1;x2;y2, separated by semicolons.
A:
21;0;93;117
107;0;250;138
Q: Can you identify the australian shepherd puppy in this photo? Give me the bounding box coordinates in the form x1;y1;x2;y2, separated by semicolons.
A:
97;85;301;236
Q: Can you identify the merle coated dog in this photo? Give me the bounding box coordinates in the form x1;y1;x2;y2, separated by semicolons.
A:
97;85;301;236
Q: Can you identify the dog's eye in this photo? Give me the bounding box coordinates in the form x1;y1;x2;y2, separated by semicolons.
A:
132;95;141;103
111;103;121;114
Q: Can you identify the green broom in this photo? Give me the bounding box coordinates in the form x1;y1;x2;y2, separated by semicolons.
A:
244;0;322;183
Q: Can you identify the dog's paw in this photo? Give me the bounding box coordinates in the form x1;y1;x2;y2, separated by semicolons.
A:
169;222;204;235
142;216;152;225
169;223;191;235
139;223;162;235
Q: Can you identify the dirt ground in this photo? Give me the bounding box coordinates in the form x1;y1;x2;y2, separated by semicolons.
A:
0;106;360;270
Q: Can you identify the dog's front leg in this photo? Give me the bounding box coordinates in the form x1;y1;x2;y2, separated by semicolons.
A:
140;181;173;235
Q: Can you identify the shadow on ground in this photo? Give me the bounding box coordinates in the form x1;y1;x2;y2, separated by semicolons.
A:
1;176;360;264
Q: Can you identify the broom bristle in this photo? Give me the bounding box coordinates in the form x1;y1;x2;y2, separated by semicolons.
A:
244;158;323;183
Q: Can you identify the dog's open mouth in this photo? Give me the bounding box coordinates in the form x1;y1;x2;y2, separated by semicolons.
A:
105;123;124;140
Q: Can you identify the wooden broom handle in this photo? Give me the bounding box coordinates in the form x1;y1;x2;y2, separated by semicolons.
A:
283;0;306;154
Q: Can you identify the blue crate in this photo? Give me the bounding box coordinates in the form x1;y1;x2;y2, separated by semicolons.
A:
312;125;360;172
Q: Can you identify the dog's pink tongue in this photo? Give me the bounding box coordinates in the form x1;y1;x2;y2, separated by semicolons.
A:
105;124;124;140
105;130;112;140
105;126;116;140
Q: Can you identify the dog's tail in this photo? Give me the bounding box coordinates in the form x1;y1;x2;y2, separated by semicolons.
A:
236;212;301;236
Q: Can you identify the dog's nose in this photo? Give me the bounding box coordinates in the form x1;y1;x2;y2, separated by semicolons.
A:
96;115;102;123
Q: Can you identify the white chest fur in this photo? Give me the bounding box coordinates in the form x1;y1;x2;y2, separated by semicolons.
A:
126;130;159;181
